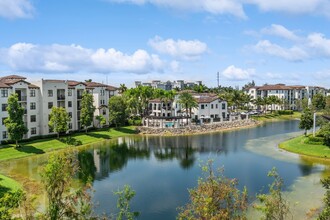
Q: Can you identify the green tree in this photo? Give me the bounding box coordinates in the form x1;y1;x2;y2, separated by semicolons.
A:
4;93;28;148
80;90;96;133
119;84;128;94
109;96;128;127
115;185;139;220
318;176;330;220
96;115;106;128
178;92;198;124
48;107;70;138
254;168;291;220
299;108;313;136
312;93;326;111
177;161;248;220
0;189;24;219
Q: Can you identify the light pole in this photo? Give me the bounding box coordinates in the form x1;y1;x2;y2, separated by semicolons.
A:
313;111;317;137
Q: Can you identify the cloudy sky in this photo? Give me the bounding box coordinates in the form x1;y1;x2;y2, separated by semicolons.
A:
0;0;330;88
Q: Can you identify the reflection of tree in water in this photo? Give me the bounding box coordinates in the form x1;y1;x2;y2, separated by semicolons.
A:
78;151;96;183
109;142;150;173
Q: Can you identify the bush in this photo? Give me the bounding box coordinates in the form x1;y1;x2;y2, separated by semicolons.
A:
277;110;294;115
305;136;324;145
128;116;142;126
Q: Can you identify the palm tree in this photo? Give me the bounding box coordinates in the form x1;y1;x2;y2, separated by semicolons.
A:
161;90;176;116
253;97;264;111
178;92;198;124
119;84;127;94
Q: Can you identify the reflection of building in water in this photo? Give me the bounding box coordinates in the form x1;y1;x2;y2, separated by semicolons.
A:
93;149;110;180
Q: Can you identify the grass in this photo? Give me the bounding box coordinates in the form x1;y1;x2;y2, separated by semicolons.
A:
0;174;22;194
0;126;137;162
252;112;301;122
279;135;330;159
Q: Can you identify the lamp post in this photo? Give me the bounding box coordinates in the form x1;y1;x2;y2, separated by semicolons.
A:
313;111;317;137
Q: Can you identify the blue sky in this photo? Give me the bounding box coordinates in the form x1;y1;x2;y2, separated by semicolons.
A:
0;0;330;88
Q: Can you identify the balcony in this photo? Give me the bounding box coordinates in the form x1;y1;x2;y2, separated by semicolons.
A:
18;96;27;102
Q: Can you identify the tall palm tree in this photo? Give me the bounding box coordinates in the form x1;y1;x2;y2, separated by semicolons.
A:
119;84;127;94
178;92;198;124
161;90;176;116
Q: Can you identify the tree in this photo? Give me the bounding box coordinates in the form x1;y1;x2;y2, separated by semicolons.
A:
254;168;291;220
4;93;28;148
48;107;70;138
178;92;198;124
177;161;248;220
119;84;128;94
109;96;128;127
312;93;326;111
115;185;139;220
299;108;313;136
95;115;106;128
318;176;330;220
80;90;96;133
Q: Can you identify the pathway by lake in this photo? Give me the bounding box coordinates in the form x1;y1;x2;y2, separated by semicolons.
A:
0;120;328;219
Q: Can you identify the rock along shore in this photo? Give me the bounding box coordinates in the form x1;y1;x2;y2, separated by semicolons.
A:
137;119;261;136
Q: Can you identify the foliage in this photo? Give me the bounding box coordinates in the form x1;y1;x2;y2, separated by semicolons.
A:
115;185;139;220
318;176;330;220
0;189;24;219
317;123;330;146
96;115;106;128
41;152;96;219
48;107;70;138
305;136;325;145
254;168;291;220
277;110;293;115
299;108;313;136
109;96;128;127
178;92;198;122
124;86;155;117
4;93;28;148
80;90;96;133
58;136;82;146
128;116;142;126
312;93;326;110
177;161;248;220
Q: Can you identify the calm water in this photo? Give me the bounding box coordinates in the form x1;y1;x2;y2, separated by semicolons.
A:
0;120;328;219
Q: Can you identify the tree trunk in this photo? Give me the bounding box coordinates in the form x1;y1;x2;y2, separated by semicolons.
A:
85;126;88;133
304;130;307;136
15;140;19;148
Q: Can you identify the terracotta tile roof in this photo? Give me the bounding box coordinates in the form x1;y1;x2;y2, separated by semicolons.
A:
0;75;26;80
195;96;219;103
106;85;118;91
149;98;162;103
84;81;108;88
0;82;11;88
257;84;294;90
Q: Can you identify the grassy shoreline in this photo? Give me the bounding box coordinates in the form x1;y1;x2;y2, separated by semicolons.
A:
0;126;137;162
0;174;22;194
251;111;301;122
279;135;330;159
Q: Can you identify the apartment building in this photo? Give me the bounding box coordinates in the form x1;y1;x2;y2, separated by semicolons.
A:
146;92;228;127
135;80;202;91
0;75;118;143
245;84;326;110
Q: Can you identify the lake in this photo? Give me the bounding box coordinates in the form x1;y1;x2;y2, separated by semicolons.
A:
0;120;328;219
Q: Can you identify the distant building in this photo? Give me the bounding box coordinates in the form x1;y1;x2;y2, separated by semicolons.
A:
245;83;326;110
135;80;202;91
0;74;118;143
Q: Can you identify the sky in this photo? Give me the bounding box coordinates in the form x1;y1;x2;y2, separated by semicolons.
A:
0;0;330;88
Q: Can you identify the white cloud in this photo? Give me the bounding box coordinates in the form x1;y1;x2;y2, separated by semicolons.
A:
252;40;308;61
261;24;300;41
0;0;34;19
265;72;282;79
148;36;208;60
307;33;330;57
108;0;246;18
221;65;255;81
0;43;166;74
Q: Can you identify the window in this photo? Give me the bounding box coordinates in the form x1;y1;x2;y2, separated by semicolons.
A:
68;89;72;96
201;104;205;109
48;90;53;97
30;115;36;122
68;112;72;118
68;101;72;108
2;104;7;111
31;127;36;135
211;104;214;109
1;90;8;97
2;117;7;125
216;104;218;109
30;102;36;110
30;90;36;97
2;131;7;139
68;123;72;129
48;102;53;109
222;103;226;110
103;109;106;115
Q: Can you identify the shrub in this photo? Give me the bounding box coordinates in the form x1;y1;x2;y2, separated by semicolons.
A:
277;110;294;115
305;136;324;145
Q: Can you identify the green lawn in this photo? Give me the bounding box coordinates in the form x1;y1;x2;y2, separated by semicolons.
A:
279;135;330;158
0;174;22;194
0;126;137;162
252;112;301;122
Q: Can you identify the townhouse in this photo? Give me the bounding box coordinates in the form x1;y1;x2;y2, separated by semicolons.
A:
245;83;326;110
145;92;228;127
135;80;202;91
0;75;118;143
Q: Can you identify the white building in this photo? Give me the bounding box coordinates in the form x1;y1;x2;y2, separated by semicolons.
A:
245;84;326;110
0;75;118;143
145;92;228;127
135;80;202;91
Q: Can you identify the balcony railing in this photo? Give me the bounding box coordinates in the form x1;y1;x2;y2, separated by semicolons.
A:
18;96;27;102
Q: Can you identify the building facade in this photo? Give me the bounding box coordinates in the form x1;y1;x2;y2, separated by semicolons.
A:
245;84;326;110
135;80;202;91
0;75;118;143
